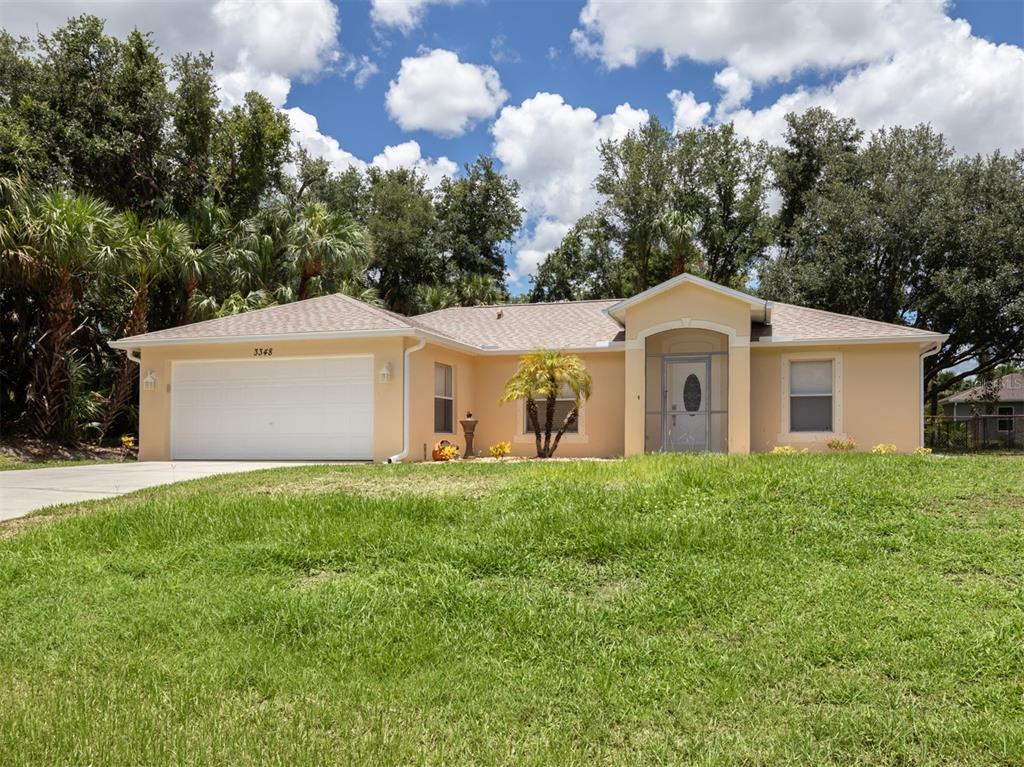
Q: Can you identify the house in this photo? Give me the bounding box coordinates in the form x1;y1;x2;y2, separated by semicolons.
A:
939;373;1023;428
109;273;946;461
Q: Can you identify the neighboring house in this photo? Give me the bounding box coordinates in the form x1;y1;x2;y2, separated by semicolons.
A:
939;374;1024;430
110;273;946;461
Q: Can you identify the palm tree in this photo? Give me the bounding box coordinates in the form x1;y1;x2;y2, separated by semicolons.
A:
501;350;592;458
658;210;696;277
99;215;193;439
285;201;369;301
5;186;118;441
456;273;506;306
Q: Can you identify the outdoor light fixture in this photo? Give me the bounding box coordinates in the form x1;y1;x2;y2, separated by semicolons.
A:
379;362;393;383
142;370;157;391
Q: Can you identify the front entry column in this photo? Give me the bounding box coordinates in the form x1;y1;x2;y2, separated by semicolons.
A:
624;344;645;456
727;341;751;454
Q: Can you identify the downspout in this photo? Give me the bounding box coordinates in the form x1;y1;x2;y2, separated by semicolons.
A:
387;335;427;463
126;348;142;365
919;342;941;447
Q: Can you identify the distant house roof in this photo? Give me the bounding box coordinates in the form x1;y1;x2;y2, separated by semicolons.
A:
939;373;1024;404
111;277;945;351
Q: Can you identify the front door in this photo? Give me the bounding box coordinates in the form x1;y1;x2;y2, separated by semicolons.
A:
663;356;710;452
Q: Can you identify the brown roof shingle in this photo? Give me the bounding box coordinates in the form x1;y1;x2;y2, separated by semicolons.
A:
412;300;625;350
940;373;1024;404
755;303;941;343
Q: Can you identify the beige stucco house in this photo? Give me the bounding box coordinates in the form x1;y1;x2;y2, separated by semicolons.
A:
110;274;946;461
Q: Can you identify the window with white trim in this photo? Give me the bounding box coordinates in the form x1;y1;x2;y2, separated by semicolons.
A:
997;405;1014;433
434;363;454;433
523;385;579;434
789;360;833;432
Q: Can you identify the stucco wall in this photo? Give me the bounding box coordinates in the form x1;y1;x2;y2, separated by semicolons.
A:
464;351;626;459
136;337;406;462
407;341;478;462
750;343;923;452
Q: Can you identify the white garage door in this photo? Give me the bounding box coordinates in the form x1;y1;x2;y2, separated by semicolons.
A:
170;356;373;460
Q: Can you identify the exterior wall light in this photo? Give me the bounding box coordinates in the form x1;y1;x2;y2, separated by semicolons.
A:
142;371;157;391
379;362;393;383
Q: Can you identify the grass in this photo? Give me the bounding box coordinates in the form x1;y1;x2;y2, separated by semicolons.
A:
1;454;1022;765
0;453;130;471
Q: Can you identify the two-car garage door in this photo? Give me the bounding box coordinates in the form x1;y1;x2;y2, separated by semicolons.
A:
170;356;373;460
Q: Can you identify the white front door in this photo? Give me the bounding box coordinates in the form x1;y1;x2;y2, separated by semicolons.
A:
170;356;374;460
663;357;710;452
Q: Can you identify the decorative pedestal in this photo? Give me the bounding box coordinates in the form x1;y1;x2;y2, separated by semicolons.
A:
460;413;478;458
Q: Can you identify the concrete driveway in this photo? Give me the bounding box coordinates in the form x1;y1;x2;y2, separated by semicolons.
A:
1;461;311;522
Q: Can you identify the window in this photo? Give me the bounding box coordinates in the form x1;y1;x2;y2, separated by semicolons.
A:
434;363;453;433
789;360;833;432
997;406;1014;433
523;386;579;434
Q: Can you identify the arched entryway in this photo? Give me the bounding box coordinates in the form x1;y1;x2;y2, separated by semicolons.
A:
644;328;729;453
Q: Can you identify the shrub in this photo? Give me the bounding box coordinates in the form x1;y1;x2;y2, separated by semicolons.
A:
489;441;512;459
871;443;898;455
120;435;136;449
913;446;933;456
438;444;458;461
771;445;808;455
827;437;856;452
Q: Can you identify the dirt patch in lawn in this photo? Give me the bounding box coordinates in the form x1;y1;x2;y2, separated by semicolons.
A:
0;437;134;465
246;469;516;501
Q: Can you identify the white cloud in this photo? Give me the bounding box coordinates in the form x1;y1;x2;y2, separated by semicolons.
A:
492;92;648;278
2;0;340;109
510;219;572;280
370;0;464;33
371;140;458;187
572;0;1024;155
285;107;366;174
725;25;1024;155
667;90;710;132
343;55;381;89
386;49;508;137
572;0;946;80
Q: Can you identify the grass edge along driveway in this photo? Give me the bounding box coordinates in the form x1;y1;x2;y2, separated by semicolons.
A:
0;454;1022;766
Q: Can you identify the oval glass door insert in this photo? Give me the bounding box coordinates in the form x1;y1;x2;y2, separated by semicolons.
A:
683;373;702;412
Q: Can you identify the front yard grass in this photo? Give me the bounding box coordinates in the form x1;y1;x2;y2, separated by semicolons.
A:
1;454;1022;765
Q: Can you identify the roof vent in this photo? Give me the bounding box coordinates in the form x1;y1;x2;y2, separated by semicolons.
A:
496;309;504;319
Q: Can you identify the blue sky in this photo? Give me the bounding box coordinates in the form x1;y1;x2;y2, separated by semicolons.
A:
5;0;1024;292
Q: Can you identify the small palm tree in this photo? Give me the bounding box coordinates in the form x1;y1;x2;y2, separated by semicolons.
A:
501;350;592;458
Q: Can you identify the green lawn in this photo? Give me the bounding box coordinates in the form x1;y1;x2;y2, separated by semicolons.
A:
0;453;130;471
1;455;1022;765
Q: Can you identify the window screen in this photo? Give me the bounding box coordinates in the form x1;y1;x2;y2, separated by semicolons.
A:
523;396;579;434
790;360;833;432
998;406;1014;432
434;363;453;433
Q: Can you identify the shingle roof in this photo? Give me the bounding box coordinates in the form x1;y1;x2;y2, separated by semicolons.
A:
113;285;942;350
940;373;1024;404
114;293;415;345
755;303;941;343
412;300;625;350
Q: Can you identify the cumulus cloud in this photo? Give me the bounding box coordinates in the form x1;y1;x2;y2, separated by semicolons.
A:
573;0;1024;154
286;107;367;174
370;0;464;33
492;92;649;278
2;0;340;108
667;90;710;132
371;140;458;187
386;49;508;137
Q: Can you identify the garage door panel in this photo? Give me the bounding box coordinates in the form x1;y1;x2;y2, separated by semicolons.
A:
171;357;374;460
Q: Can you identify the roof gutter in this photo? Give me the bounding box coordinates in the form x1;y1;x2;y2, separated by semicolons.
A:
387;335;427;464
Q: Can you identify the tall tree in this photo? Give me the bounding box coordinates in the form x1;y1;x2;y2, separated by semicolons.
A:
595;117;674;292
211;91;291;218
672;123;772;286
435;156;522;287
529;215;624;302
364;167;438;314
168;52;218;213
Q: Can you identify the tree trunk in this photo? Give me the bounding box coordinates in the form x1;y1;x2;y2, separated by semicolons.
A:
28;273;76;442
526;398;542;457
548;408;579;458
99;283;149;440
542;392;557;458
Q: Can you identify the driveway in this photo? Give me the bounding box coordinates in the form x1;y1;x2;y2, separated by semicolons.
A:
1;461;312;522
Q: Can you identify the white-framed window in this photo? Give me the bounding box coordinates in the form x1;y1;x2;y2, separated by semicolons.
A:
790;360;833;432
522;387;580;435
780;352;844;442
434;363;454;433
997;405;1014;433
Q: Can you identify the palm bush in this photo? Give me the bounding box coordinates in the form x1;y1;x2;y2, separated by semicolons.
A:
501;350;592;458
